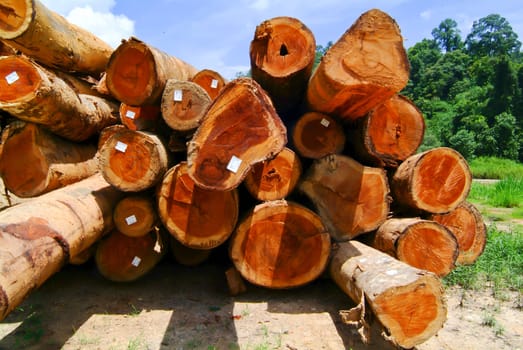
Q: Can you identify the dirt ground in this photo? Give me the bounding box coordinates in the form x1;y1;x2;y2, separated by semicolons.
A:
0;250;521;350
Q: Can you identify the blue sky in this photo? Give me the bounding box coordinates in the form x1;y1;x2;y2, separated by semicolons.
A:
41;0;523;79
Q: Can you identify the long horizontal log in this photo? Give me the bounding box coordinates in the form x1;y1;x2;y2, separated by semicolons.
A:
0;55;118;141
0;0;113;75
0;121;98;197
330;240;447;349
0;173;123;320
306;9;409;121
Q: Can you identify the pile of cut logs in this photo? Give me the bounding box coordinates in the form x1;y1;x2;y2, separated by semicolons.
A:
0;1;487;348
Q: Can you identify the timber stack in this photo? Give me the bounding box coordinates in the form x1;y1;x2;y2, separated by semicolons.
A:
0;2;487;348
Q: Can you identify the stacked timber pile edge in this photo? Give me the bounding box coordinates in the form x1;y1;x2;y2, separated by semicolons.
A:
0;3;488;348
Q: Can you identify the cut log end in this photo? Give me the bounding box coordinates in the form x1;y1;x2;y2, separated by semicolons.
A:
0;55;40;103
0;0;33;39
114;195;158;238
230;200;331;289
190;69;228;101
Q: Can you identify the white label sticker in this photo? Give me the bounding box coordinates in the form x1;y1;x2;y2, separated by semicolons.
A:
385;269;398;276
320;118;330;127
174;89;183;101
125;110;136;119
210;79;219;89
5;71;19;85
125;215;137;225
115;141;128;153
227;155;242;173
131;256;142;267
154;241;162;253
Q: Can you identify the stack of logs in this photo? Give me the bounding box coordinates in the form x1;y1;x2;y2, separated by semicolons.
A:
0;2;487;348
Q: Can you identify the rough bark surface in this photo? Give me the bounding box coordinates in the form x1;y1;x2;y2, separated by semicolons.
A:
306;9;409;121
229;200;331;289
329;240;447;349
187;78;287;191
0;0;113;75
0;55;118;141
299;154;390;240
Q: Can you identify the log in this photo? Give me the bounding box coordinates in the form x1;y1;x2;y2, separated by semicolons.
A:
243;147;302;201
391;147;472;214
113;194;158;238
187;78;287;191
299;154;390;241
0;121;98;197
105;37;198;106
370;218;458;277
98;129;169;192
306;9;409;121
347;94;425;168
190;69;228;101
69;244;96;265
0;0;113;75
329;240;447;349
291;112;345;159
119;103;162;132
97;124;127;149
157;162;239;249
229;200;331;289
0;55;118;141
95;228;166;282
0;40;16;55
429;202;486;265
170;237;211;266
0;173;123;320
250;16;316;118
161;79;211;132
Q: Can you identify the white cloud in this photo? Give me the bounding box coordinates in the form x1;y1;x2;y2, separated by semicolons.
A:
249;0;270;11
66;6;134;48
420;10;432;20
39;1;134;48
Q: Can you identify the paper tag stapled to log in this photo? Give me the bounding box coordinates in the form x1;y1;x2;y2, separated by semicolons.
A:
227;155;242;173
125;215;137;225
320;118;330;127
131;256;142;267
210;79;219;89
125;110;136;119
5;71;19;85
174;89;183;101
115;141;128;153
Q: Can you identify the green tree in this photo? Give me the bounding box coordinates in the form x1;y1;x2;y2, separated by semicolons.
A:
431;18;463;52
484;55;517;122
491;112;521;159
421;50;471;100
403;39;441;99
465;14;522;57
449;129;477;159
314;41;333;68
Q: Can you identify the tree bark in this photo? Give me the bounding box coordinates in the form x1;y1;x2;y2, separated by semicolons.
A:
0;0;113;75
106;37;198;106
347;94;425;168
0;173;122;320
306;9;409;121
370;218;458;277
187;78;287;191
229;200;331;289
329;240;447;349
157;162;239;250
299;154;390;241
243;147;302;201
119;103;162;132
250;16;316;118
190;69;228;101
0;121;98;197
161;79;211;132
291;112;345;159
0;55;118;141
95;228;166;282
113;194;158;238
98;129;169;192
391;147;472;214
428;202;486;265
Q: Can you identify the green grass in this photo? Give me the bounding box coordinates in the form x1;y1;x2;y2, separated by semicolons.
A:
468;157;523;179
444;226;523;293
469;178;523;208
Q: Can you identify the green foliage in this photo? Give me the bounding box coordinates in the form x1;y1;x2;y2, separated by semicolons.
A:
448;129;477;159
431;18;463;52
465;14;522;57
314;41;333;69
444;227;523;293
469;178;523;208
468;156;523;179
